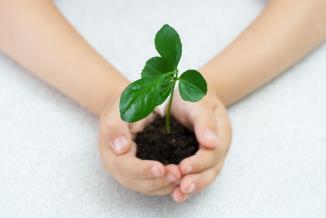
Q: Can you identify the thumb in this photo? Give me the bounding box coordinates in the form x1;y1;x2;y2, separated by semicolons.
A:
101;107;133;155
190;108;219;149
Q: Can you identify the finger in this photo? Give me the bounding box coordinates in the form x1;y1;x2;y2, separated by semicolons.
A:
179;164;222;195
171;187;189;203
179;147;220;175
99;137;166;180
112;154;166;179
213;106;232;154
145;183;177;196
165;164;182;182
189;106;219;149
126;176;176;194
101;106;133;154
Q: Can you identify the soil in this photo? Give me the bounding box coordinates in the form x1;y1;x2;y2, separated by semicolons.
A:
135;115;199;165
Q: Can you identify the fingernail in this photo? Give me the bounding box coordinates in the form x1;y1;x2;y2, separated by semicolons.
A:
204;130;218;147
151;165;162;177
184;165;192;174
166;173;177;182
185;183;196;194
112;136;128;153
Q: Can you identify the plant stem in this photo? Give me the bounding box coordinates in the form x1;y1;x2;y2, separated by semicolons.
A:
165;68;178;134
165;82;175;134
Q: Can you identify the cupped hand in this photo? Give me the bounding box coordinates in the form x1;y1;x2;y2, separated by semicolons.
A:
169;91;232;202
99;95;181;195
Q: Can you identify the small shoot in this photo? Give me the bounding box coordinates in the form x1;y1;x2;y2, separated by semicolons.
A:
119;24;207;133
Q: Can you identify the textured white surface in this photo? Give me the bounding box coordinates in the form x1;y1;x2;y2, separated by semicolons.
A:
0;1;325;217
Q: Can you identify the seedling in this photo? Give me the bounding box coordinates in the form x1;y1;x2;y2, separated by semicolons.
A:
119;24;207;133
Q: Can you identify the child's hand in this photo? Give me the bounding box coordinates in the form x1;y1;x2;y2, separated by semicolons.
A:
170;91;232;202
99;96;182;195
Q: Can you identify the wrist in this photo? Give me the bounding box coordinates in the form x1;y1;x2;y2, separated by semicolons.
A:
200;69;223;102
200;56;237;107
99;78;129;118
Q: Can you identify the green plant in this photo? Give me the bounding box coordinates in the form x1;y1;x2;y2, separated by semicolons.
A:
119;24;207;133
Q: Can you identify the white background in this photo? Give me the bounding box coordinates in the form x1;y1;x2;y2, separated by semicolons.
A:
0;0;325;217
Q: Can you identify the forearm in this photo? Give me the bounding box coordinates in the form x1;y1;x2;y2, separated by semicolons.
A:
0;0;128;115
202;0;326;106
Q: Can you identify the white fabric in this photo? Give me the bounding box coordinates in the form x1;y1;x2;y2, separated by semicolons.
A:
0;1;325;217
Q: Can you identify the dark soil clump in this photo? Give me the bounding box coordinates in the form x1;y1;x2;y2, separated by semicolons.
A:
135;115;198;165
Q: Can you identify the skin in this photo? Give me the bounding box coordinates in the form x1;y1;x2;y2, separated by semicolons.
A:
0;0;128;114
1;0;325;202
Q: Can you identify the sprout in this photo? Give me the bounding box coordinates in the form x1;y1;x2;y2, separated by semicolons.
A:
119;24;207;133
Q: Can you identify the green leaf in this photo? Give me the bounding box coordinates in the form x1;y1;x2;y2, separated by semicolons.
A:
155;24;182;68
155;76;174;106
141;56;173;78
178;70;207;102
141;56;175;106
119;77;163;122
